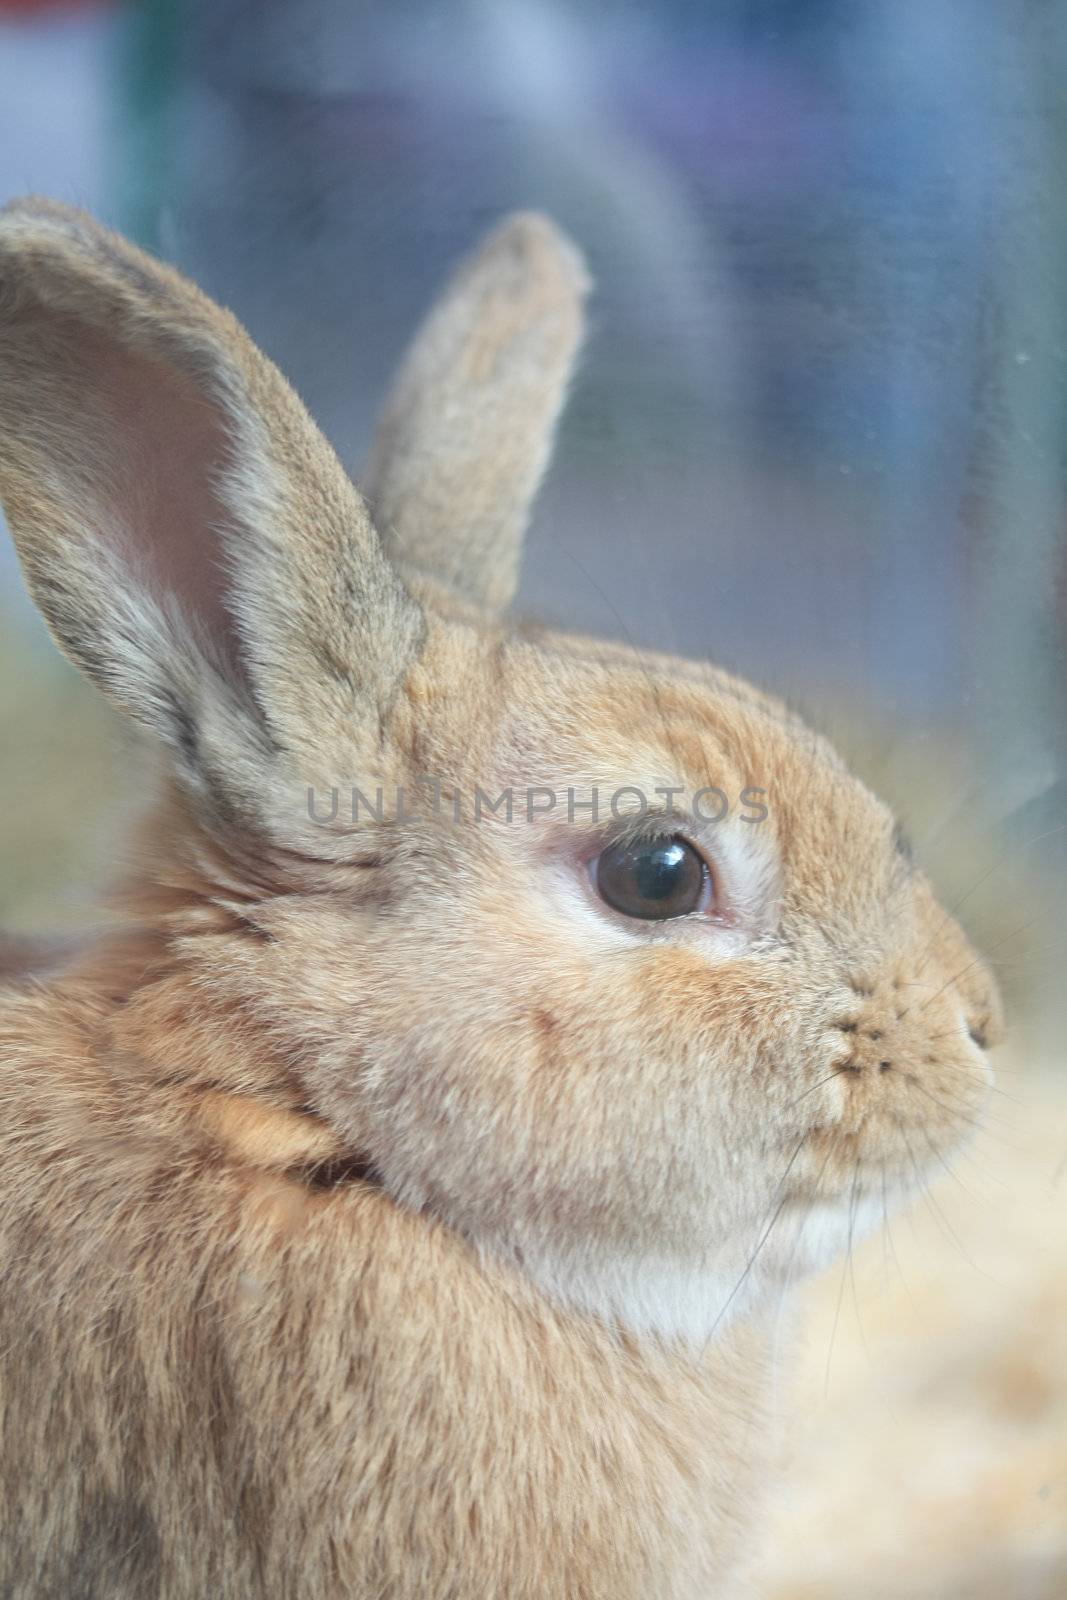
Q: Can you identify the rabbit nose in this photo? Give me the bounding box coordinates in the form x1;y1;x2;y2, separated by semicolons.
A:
830;1018;896;1076
829;974;976;1078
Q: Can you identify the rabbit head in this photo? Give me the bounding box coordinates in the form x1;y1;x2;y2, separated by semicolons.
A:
0;199;1000;1343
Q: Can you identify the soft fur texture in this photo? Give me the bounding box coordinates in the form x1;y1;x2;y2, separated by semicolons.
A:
0;199;1001;1598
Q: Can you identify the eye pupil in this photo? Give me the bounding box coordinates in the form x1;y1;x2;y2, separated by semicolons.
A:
594;836;708;921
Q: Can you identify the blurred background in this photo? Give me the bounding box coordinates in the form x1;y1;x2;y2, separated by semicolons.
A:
0;1;1064;1594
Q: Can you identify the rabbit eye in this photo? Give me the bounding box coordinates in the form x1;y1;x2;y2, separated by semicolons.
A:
594;835;710;921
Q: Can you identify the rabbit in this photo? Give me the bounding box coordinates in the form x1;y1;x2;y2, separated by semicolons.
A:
0;197;1001;1600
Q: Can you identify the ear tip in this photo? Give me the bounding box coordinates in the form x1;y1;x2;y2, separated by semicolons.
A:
0;197;111;281
0;195;89;237
0;200;134;339
2;194;77;217
482;210;592;300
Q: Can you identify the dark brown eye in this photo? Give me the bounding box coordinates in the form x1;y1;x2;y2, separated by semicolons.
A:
594;835;709;921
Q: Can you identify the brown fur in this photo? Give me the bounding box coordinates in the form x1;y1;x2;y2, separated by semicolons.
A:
0;199;1000;1597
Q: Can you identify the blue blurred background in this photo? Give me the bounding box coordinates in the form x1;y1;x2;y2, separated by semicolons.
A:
2;6;1066;1595
1;0;1065;1028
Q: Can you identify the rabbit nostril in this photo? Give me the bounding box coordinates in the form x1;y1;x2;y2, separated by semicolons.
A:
835;1020;858;1034
968;1026;988;1050
878;1060;893;1073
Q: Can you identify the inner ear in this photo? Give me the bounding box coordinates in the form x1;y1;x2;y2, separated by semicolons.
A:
31;308;245;683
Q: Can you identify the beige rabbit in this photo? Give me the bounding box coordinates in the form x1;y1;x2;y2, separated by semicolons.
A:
0;198;1000;1599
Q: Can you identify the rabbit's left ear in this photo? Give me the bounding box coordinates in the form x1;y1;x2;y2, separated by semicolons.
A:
365;213;589;614
0;198;423;792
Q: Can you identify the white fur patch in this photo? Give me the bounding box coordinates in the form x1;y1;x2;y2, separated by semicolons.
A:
508;1190;895;1347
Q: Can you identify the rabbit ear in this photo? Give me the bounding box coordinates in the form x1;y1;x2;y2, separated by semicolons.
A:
0;198;422;789
364;213;589;614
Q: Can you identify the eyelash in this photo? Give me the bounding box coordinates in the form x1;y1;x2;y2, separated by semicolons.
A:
601;815;697;853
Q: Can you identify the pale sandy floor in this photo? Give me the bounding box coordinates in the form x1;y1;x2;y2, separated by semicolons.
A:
755;1064;1067;1600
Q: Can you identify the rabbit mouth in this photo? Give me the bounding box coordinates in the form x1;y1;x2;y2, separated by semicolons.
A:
779;1118;970;1229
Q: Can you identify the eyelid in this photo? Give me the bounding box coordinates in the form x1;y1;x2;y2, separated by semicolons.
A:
600;809;703;853
586;818;714;886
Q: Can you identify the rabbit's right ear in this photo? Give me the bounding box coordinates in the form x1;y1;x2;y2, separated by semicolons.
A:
365;213;589;614
0;199;423;801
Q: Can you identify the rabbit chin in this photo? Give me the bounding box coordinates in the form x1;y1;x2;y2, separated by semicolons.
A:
496;1190;895;1347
